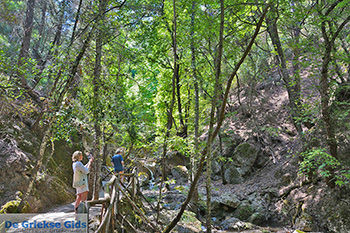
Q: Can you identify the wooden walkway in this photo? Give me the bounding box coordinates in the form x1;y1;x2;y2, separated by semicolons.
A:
0;172;158;233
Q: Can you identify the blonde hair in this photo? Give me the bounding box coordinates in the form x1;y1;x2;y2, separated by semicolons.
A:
72;151;82;162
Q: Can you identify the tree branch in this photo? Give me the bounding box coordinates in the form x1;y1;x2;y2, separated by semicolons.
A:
161;5;270;233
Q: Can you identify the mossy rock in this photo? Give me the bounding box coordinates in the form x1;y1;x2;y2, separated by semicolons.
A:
0;199;21;213
0;195;30;214
224;166;243;184
221;217;255;231
248;212;267;225
160;210;202;233
234;201;254;221
234;143;258;163
232;143;258;176
294;212;315;232
171;165;189;184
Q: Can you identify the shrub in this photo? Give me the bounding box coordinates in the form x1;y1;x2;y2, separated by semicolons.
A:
298;148;350;187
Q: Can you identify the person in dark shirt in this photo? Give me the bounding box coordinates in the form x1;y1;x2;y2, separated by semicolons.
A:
111;149;124;182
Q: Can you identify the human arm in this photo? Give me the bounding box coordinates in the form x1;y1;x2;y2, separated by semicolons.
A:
85;156;94;170
75;161;90;174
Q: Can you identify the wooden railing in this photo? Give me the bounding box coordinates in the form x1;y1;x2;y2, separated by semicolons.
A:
87;172;160;233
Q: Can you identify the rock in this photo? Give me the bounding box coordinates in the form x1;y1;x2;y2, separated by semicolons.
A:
255;149;270;168
232;143;259;176
220;217;240;230
200;193;241;217
234;201;254;221
281;173;293;186
211;160;221;175
224;166;243;184
294;212;314;232
0;139;31;207
163;190;186;210
222;143;259;184
214;193;241;209
221;132;243;157
220;217;255;231
171;165;189;184
248;212;267;225
326;202;350;233
166;151;190;167
160;210;202;233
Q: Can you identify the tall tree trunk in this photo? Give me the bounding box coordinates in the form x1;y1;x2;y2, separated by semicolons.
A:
266;5;302;134
190;0;198;179
206;1;224;232
319;37;337;158
52;0;66;49
92;0;108;201
156;0;177;221
33;0;47;66
17;0;35;76
70;0;84;46
172;0;186;138
162;6;269;232
190;0;199;203
318;1;350;158
33;0;66;87
16;0;42;105
16;0;42;107
17;27;94;212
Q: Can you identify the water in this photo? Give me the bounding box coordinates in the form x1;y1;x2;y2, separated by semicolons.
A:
142;165;156;190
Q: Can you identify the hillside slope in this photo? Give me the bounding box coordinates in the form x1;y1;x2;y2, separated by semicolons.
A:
196;79;350;232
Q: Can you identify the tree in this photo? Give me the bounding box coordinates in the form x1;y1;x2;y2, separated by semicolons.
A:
317;0;350;158
91;0;108;201
162;6;269;232
266;3;303;134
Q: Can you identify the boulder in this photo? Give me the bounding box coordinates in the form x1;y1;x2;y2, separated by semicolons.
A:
232;143;258;176
233;200;254;221
220;132;243;157
294;212;315;232
224;166;243;184
160;210;202;233
166;151;190;167
220;217;255;231
199;192;241;218
163;190;186;210
0;138;32;207
211;160;221;175
213;193;241;209
248;212;267;225
171;165;189;184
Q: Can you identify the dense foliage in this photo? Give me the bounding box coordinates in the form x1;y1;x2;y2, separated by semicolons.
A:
0;0;349;227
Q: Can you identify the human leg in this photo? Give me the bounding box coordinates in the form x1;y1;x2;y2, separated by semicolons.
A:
119;171;124;182
75;194;82;211
75;191;88;213
80;191;88;202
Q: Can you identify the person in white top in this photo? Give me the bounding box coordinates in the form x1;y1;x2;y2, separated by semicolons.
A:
72;151;94;213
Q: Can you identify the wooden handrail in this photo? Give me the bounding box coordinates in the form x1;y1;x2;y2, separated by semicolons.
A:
95;177;117;233
117;181;160;232
90;172;151;233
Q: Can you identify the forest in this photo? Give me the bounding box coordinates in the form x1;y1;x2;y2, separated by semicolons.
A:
0;0;349;232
